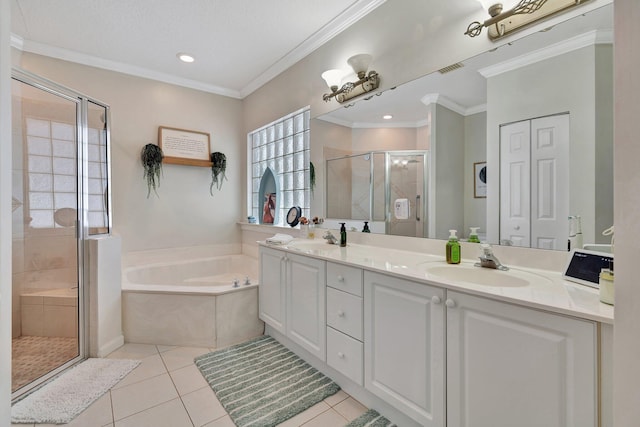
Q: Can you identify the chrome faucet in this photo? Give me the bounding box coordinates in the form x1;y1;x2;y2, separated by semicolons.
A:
475;244;509;271
323;230;339;245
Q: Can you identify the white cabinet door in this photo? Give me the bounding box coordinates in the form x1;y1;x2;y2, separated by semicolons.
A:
446;291;597;427
259;247;287;334
364;271;445;427
286;253;326;361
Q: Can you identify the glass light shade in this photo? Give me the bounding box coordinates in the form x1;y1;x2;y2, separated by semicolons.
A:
347;54;372;75
321;69;345;90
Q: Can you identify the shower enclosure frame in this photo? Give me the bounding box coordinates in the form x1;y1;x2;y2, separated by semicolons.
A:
325;150;429;237
11;67;112;401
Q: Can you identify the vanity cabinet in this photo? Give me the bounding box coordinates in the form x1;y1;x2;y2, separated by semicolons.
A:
364;271;446;427
259;247;326;361
446;291;597;427
326;262;364;385
260;246;600;427
259;246;287;334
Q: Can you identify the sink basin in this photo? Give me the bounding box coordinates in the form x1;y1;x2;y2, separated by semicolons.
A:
422;263;551;288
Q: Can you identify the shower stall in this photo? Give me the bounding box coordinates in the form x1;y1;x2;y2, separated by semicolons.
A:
11;69;112;399
326;150;428;238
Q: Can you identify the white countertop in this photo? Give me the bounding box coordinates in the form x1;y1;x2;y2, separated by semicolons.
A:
259;239;614;324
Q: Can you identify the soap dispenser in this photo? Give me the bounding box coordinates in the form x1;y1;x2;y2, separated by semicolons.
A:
469;227;481;243
362;221;370;233
446;230;461;264
339;222;347;247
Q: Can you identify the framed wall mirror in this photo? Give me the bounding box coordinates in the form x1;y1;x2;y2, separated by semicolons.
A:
313;3;613;251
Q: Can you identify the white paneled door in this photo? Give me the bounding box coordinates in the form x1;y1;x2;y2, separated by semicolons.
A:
500;114;569;250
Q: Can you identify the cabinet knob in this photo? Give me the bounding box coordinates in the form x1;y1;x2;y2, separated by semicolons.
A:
431;296;442;305
337;275;344;282
337;352;345;359
445;299;456;308
337;310;345;317
514;225;520;230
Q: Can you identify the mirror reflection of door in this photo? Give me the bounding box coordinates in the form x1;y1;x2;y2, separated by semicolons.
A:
500;114;570;249
387;152;428;238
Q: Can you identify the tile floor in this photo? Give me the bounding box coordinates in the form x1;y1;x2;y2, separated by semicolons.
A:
12;342;368;427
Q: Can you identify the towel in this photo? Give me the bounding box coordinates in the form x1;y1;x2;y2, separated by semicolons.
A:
266;233;294;245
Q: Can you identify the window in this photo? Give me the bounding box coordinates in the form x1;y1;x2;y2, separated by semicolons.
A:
26;117;77;228
248;107;311;226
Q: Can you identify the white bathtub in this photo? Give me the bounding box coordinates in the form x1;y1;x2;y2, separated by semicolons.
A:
122;251;264;348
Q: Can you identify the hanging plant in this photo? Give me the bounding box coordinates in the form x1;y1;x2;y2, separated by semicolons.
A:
210;152;228;195
141;143;164;198
310;161;316;195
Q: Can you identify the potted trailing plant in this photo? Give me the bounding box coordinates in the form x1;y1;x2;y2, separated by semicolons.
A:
141;143;163;198
310;161;316;195
210;152;228;195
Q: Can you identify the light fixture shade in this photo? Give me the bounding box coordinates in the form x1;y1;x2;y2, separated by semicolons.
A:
347;54;373;75
321;69;345;90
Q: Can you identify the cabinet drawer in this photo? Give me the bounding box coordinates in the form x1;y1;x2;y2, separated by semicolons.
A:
327;262;363;296
327;287;363;341
327;327;363;386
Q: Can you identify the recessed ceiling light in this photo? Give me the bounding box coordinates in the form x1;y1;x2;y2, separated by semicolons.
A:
383;114;393;120
177;53;195;63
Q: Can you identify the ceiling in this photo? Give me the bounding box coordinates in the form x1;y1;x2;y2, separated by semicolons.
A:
10;0;386;98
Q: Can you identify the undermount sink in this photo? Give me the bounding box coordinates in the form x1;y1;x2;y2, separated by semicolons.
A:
422;263;551;288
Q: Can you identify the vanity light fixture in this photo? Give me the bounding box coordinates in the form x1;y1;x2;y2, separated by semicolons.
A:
177;52;195;63
322;54;380;103
465;0;587;40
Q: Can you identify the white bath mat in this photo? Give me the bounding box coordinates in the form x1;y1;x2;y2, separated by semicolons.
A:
11;357;140;424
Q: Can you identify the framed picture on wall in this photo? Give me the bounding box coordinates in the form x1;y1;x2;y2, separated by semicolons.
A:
474;162;487;198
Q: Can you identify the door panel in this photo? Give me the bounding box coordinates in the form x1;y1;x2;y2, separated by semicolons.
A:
500;121;531;247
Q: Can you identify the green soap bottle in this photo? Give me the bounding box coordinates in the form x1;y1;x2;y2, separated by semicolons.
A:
339;222;347;247
469;227;481;243
446;229;461;264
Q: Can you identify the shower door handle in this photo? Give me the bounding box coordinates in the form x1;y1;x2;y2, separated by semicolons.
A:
416;195;421;221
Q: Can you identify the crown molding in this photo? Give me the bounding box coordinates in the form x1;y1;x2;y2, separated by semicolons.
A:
240;0;387;98
479;29;613;78
13;35;242;98
10;0;386;99
421;93;486;117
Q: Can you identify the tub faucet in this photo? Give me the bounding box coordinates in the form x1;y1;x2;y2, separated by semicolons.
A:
244;276;251;286
475;244;509;271
232;278;240;288
323;230;339;245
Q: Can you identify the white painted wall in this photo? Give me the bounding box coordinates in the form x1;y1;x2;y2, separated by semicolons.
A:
613;0;640;425
486;44;614;246
432;104;465;240
464;112;487;238
17;53;244;254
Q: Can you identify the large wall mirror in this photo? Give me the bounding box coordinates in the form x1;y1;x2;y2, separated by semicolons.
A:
313;4;613;251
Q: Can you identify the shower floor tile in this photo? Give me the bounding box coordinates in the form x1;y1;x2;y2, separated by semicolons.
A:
12;335;78;392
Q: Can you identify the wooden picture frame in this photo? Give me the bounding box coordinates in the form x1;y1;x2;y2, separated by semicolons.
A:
158;126;212;167
474;161;487;198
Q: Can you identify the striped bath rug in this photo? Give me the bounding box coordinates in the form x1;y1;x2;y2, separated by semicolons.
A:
345;409;396;427
194;335;341;427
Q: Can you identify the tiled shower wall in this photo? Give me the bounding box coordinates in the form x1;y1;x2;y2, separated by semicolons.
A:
11;230;77;338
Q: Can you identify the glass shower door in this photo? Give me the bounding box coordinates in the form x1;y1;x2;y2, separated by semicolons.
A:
11;77;83;398
386;151;428;238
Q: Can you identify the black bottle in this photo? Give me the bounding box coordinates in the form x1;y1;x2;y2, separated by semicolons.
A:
362;221;370;233
339;222;347;247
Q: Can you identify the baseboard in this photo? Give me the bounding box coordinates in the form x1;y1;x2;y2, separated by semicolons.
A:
94;334;125;358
